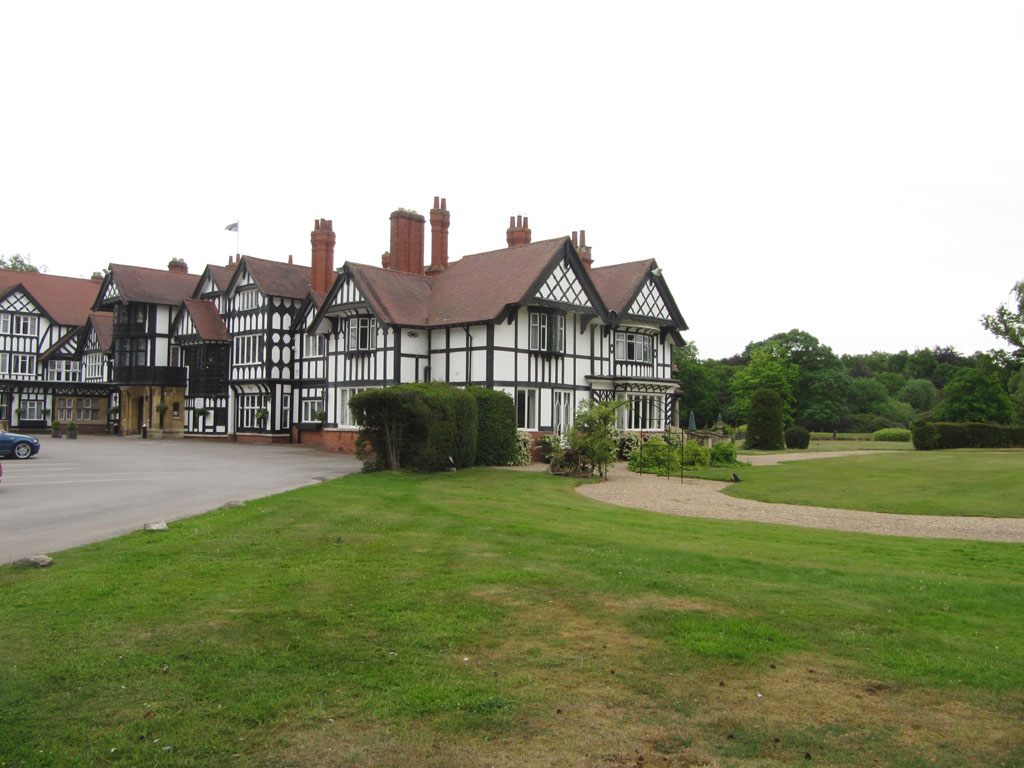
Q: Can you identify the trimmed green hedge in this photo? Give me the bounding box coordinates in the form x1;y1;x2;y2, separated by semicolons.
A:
872;428;912;442
784;425;810;449
350;383;478;471
912;421;1024;450
467;387;517;466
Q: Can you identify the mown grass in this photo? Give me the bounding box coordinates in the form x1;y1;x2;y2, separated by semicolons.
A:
740;439;915;454
2;468;1023;767
701;450;1024;518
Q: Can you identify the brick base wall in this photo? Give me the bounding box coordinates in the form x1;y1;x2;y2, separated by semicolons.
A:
292;426;325;446
322;429;359;454
235;433;291;445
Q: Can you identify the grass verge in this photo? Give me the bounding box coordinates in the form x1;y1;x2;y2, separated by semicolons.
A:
2;468;1022;767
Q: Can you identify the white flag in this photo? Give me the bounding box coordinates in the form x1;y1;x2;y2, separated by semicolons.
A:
225;222;239;232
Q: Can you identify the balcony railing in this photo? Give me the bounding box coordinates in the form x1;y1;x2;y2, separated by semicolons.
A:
112;366;187;387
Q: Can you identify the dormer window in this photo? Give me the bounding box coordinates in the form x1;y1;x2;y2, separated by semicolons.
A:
529;310;565;354
346;317;376;352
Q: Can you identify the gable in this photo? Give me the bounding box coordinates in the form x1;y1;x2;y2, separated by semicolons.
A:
625;278;673;322
103;278;122;303
332;274;367;307
0;288;41;315
533;257;594;310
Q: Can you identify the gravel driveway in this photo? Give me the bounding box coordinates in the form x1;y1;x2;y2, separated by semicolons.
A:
573;458;1024;543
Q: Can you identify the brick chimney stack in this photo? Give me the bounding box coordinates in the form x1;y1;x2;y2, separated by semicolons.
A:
506;215;531;247
427;196;450;275
573;230;593;272
389;209;426;274
167;258;189;274
310;219;335;293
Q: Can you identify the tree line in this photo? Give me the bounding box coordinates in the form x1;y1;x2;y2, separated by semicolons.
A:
676;319;1024;432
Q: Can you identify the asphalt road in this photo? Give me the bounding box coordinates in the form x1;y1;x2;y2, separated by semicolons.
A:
0;434;362;564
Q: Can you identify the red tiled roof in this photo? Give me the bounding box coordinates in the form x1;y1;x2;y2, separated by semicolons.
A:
309;291;327;308
182;299;230;341
589;260;654;315
240;256;311;300
107;264;200;305
88;312;114;351
425;237;569;325
345;264;432;326
207;265;236;292
0;269;103;326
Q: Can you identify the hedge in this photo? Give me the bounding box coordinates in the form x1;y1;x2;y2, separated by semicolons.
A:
467;387;517;466
911;421;1024;450
784;425;810;449
350;383;478;471
871;428;912;442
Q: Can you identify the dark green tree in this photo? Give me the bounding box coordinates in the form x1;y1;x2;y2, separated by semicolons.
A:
746;389;785;450
673;342;720;427
898;378;938;412
933;368;1012;424
982;280;1024;361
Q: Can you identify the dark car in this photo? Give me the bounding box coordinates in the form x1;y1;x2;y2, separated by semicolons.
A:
0;430;41;459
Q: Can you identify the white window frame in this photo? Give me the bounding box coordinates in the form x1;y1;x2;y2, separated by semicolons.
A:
615;331;654;363
24;399;43;420
238;394;266;430
0;352;7;375
0;392;8;421
346;317;376;352
303;334;325;358
516;388;538;430
10;314;38;337
302;398;324;422
48;360;80;382
236;289;259;311
12;354;35;376
553;390;572;435
529;312;548;352
57;397;75;421
338;387;368;427
0;315;7;334
232;334;264;366
617;394;664;431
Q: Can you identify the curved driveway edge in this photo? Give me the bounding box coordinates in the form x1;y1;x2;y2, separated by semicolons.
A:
576;460;1024;543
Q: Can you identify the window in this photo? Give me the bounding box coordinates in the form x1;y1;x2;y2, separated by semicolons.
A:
338;388;368;426
529;312;548;351
170;345;181;367
529;311;565;353
236;289;259;311
84;353;104;381
238;394;266;429
172;402;180;418
302;398;324;422
76;399;100;422
232;334;264;365
5;314;39;336
48;360;80;382
281;393;291;430
23;399;43;420
614;331;653;363
12;354;35;376
303;334;325;358
0;352;7;374
346;317;376;352
553;390;572;435
57;397;75;421
0;393;7;421
616;394;664;431
516;388;538;430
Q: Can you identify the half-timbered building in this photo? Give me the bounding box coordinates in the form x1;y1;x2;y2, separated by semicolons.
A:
92;260;199;436
171;298;231;436
307;200;688;453
0;269;112;432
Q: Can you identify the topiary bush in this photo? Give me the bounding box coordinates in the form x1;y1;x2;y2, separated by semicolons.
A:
746;389;785;450
710;441;738;466
911;420;939;450
871;428;912;442
912;421;1024;450
784;425;811;449
467;387;516;466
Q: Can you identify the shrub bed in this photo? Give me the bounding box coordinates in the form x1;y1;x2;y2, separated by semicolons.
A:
628;438;738;476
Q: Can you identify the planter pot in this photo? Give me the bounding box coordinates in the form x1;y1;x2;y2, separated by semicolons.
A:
51;430;62;438
68;432;78;440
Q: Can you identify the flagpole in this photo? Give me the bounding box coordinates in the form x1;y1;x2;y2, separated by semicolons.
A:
235;220;239;257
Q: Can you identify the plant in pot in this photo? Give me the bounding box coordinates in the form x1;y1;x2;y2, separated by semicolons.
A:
41;408;50;421
15;406;26;422
312;408;327;426
255;407;269;430
67;421;79;440
51;418;62;438
194;407;210;417
155;401;168;429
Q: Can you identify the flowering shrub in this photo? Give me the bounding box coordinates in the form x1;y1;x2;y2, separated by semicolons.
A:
617;431;642;460
510;431;533;466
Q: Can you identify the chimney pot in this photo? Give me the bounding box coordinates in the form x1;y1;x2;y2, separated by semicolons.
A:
572;231;578;247
441;198;447;210
506;212;532;247
389;208;427;274
429;195;451;274
433;196;440;209
580;229;586;247
167;258;189;274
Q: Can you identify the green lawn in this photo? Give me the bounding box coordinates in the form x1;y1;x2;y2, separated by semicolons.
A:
709;450;1024;517
2;469;1023;767
740;439;915;454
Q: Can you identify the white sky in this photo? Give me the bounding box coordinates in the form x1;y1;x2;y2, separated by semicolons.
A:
2;1;1022;361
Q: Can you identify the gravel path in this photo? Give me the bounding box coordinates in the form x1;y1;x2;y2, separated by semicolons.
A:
572;459;1024;543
